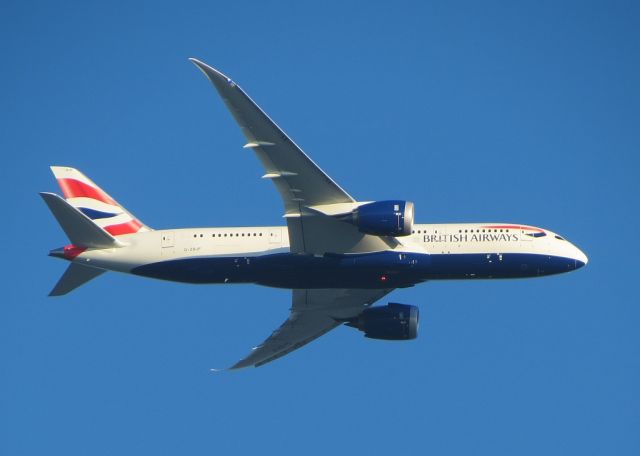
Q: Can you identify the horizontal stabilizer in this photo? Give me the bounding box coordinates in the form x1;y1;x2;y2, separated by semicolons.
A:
49;263;106;296
40;192;119;248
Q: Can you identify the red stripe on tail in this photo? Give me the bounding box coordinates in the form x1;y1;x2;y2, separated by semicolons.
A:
104;220;143;236
57;178;117;205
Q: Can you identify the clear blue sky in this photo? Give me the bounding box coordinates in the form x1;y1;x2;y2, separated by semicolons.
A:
2;1;638;454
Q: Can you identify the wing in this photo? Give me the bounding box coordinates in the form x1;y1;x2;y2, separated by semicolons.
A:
191;59;392;254
230;288;393;369
190;58;353;212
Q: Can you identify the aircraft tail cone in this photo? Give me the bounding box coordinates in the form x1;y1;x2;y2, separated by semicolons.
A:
49;247;66;259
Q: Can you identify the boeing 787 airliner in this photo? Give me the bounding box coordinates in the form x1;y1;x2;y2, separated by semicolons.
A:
41;58;588;369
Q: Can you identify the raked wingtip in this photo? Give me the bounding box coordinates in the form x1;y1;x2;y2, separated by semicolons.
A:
188;58;235;86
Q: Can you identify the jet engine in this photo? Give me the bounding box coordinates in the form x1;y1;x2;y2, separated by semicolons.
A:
351;200;414;236
346;303;419;340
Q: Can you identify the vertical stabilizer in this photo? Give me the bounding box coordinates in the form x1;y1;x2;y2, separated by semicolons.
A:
50;166;151;236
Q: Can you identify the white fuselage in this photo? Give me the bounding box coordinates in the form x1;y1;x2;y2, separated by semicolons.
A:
59;222;587;289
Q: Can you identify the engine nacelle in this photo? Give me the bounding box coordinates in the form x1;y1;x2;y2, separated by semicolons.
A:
346;303;419;340
352;200;414;236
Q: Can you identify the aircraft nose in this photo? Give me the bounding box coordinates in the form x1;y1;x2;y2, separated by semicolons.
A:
573;245;588;269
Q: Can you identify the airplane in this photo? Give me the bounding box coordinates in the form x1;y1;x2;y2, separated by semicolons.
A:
40;58;588;369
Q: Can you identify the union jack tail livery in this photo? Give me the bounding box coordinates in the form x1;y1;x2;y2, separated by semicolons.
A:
50;166;150;236
40;167;152;296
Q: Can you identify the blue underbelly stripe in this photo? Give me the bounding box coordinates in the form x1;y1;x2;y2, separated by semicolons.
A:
131;251;580;289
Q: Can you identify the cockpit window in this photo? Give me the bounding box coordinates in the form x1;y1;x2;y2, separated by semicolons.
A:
525;232;546;238
555;235;565;240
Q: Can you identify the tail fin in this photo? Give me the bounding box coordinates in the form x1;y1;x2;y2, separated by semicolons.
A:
49;166;151;236
49;263;106;296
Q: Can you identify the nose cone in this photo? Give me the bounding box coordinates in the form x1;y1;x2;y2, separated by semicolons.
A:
572;245;588;269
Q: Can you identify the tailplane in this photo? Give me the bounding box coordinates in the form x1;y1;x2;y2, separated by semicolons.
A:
49;263;106;296
41;192;115;295
40;192;119;248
